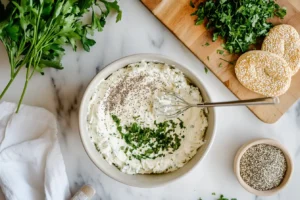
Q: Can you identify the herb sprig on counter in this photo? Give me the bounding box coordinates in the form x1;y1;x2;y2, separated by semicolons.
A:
191;0;286;54
0;0;122;112
111;115;185;160
198;193;237;200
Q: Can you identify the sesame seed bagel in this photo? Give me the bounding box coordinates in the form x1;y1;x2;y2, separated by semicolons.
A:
262;24;300;76
235;51;291;97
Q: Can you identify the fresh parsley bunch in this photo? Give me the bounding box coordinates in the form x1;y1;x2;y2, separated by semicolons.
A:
191;0;286;54
0;0;122;112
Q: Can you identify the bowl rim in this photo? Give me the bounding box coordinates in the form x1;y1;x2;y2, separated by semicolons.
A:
79;53;217;187
233;138;294;196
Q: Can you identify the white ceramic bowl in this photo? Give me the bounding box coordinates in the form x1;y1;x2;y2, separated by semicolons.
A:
79;54;217;187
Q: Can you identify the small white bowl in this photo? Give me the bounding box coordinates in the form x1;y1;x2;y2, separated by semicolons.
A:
79;54;217;187
234;138;293;196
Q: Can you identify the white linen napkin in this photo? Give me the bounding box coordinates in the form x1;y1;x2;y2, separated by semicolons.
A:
0;102;71;200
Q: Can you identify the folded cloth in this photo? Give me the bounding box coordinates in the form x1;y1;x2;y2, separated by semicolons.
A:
0;102;71;200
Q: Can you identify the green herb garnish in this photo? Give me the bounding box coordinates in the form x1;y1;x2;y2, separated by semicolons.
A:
198;193;237;200
218;194;229;200
217;50;224;55
94;143;100;152
204;67;208;74
0;0;122;112
191;0;286;54
111;115;185;160
177;118;186;129
220;58;235;65
202;42;210;46
112;115;121;126
133;115;140;120
190;0;195;8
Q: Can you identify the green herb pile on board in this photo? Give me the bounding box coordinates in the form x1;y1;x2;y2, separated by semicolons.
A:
0;0;122;112
191;0;286;54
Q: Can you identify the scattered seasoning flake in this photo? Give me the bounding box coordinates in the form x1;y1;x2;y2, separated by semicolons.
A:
218;63;222;68
212;192;216;195
207;56;210;61
240;144;287;191
204;67;208;74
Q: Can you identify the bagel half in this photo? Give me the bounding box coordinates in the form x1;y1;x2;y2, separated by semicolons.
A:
235;51;291;97
262;24;300;76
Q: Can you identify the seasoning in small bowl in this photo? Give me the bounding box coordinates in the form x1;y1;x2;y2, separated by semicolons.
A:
234;138;293;196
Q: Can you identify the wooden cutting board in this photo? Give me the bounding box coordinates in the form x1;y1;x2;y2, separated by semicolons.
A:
141;0;300;123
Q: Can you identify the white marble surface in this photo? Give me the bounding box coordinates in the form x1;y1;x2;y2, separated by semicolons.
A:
0;1;299;200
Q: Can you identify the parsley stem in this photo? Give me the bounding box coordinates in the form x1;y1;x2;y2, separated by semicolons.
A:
0;78;14;99
0;66;23;100
16;66;30;113
16;79;29;113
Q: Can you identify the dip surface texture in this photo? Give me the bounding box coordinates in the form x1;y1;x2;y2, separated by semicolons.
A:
87;61;208;174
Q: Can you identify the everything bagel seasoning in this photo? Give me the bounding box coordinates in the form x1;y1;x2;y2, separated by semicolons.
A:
240;144;287;191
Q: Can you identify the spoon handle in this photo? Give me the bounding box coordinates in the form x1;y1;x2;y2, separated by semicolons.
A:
196;97;280;107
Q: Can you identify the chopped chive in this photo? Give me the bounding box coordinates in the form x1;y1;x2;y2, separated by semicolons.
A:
111;115;184;160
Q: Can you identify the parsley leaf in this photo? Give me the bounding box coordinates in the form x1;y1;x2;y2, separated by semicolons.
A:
0;2;6;21
192;0;287;54
0;0;122;112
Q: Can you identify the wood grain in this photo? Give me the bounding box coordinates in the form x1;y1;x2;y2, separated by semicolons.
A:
141;0;300;123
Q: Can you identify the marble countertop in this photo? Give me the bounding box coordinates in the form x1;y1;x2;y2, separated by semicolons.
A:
0;1;299;200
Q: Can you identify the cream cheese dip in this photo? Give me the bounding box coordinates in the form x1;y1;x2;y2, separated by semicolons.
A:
87;61;208;174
